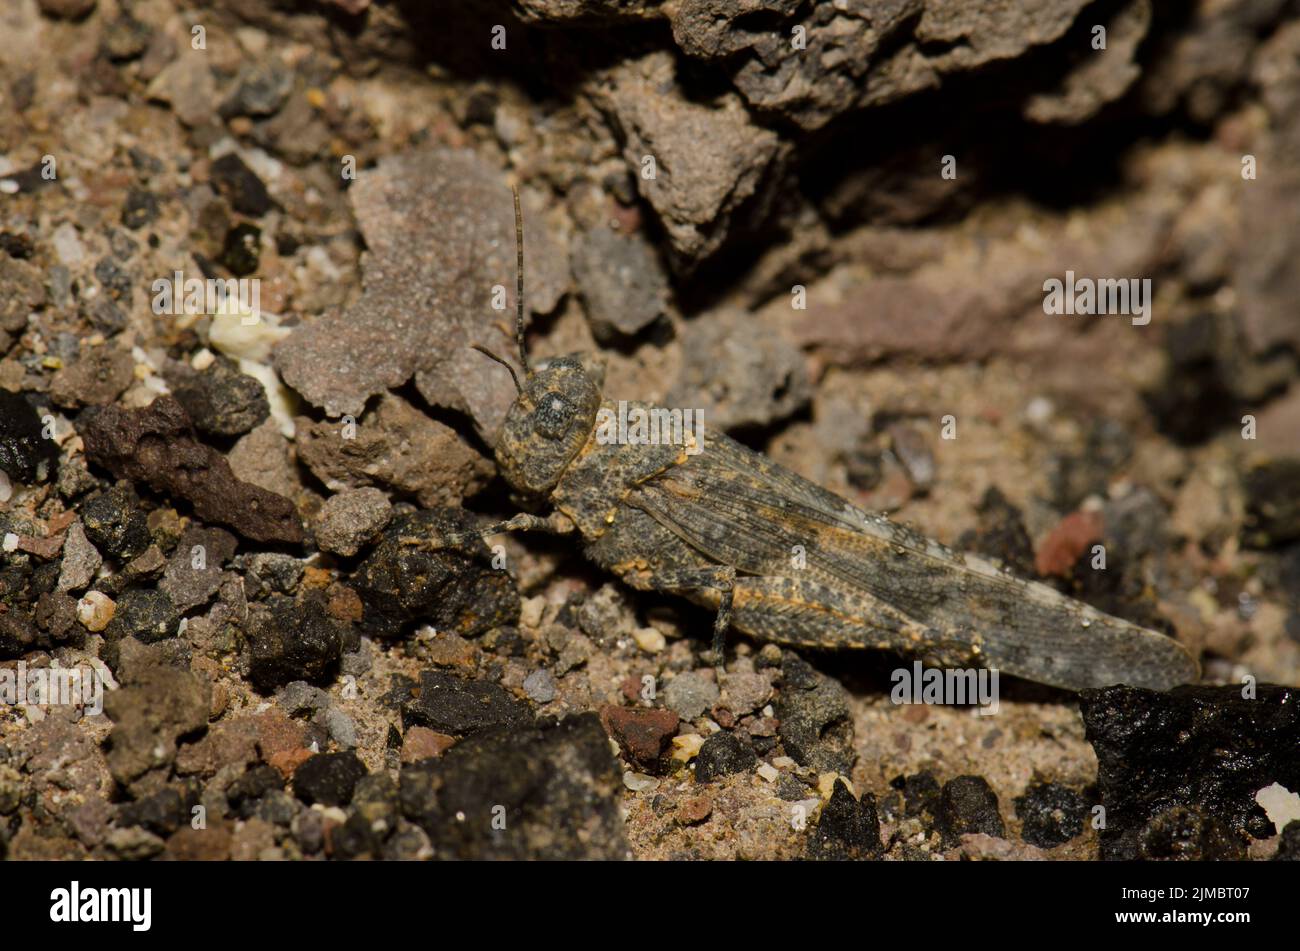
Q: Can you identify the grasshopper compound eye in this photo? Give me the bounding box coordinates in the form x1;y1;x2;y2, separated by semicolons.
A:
534;392;576;440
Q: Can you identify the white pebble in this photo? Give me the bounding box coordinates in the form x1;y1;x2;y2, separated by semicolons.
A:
519;595;546;629
2;532;18;553
632;627;666;654
76;591;116;632
757;762;779;783
1256;782;1300;832
623;771;657;793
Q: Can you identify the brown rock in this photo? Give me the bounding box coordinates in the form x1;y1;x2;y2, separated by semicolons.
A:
295;393;493;508
274;148;567;437
669;0;1089;131
591;51;786;269
401;726;457;763
254;709;309;763
228;419;300;498
599;705;679;770
677;792;713;825
79;396;303;544
175;719;260;779
163;822;232;861
49;346;135;408
103;666;211;793
1035;510;1104;578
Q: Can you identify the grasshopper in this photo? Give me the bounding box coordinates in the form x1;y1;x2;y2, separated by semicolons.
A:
466;190;1199;692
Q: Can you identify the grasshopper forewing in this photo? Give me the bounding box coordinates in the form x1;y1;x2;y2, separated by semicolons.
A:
466;190;1199;692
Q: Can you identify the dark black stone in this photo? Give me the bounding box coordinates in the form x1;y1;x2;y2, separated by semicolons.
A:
808;778;883;860
958;485;1035;577
1135;806;1246;861
1014;781;1090;848
209;153;274;217
350;509;518;640
330;811;380;860
400;669;530;736
104;588;179;644
227;764;285;817
82;484;150;560
122;188;159;230
35;591;81;646
0;231;34;259
1049;418;1133;512
1242;459;1300;549
116;782;199;837
890;771;941;819
1144;312;1244;446
293;751;367;807
247;594;345;692
776;652;854;774
776;773;809;802
166;356;269;437
94;256;133;303
0;391;57;484
221;223;261;277
1080;684;1300;860
0;602;40;658
937;775;1005;844
694;731;757;782
398;713;627;859
1275;820;1300;861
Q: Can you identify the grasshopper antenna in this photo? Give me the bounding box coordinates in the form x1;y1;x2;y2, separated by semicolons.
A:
470;344;521;394
468;187;530;392
513;186;531;378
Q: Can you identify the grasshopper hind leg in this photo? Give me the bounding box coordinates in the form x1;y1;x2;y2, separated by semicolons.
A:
643;565;738;668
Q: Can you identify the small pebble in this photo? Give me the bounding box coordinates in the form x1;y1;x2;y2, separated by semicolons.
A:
519;595;546;629
694;731;758;782
77;591;116;632
677;793;713;825
671;734;704;762
623;771;657;793
663;671;719;720
632;626;666;654
523;668;557;704
757;762;779;783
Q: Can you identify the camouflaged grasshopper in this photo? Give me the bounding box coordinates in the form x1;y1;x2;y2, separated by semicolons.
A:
466;191;1199;692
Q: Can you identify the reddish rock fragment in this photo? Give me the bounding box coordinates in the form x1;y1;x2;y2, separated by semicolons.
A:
1035;510;1104;578
599;705;679;770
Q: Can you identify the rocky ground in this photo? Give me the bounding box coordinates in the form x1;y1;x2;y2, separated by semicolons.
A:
1;0;1299;861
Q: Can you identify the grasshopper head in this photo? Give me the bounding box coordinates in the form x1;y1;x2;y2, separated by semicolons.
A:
477;188;600;497
495;356;601;497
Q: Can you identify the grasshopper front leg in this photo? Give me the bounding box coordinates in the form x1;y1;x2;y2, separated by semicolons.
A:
442;510;576;547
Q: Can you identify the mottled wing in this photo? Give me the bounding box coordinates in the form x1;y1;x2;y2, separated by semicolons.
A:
628;432;1198;691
